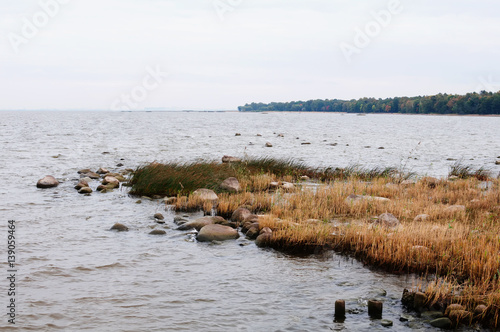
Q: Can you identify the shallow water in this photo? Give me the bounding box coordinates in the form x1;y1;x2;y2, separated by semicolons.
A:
1;111;498;331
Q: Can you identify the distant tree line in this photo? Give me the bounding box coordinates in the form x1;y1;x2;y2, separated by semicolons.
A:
238;91;500;115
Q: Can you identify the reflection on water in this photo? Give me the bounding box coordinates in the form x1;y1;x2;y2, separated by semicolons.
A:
1;111;497;331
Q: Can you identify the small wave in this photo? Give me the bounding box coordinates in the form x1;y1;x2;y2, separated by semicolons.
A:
96;262;126;269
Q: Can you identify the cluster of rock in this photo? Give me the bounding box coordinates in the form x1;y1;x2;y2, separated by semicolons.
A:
402;290;488;329
74;167;129;195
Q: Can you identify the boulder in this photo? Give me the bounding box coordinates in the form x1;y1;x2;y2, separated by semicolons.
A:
265;142;273;147
173;217;188;225
177;216;226;231
96;167;109;174
74;180;89;190
345;194;390;204
448;309;471;323
245;223;260;239
149;229;166;235
474;304;487;316
444;205;466;214
154;213;164;220
430;317;452;329
78;187;93;194
255;227;272;247
97;184;116;192
220;177;240;192
197;224;239;242
231;207;252;223
36;175;59;188
192;189;218;202
77;168;91;174
83;171;100;179
102;176;120;186
414;214;430;222
375;213;400;228
110;223;128;232
445;304;464;316
222;155;242;163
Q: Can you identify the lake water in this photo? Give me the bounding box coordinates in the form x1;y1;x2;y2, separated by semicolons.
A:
1;111;498;331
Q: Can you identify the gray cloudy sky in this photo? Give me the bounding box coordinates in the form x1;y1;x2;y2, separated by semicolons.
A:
1;0;499;110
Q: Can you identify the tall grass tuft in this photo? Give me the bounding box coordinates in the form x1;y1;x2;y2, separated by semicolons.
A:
449;161;490;181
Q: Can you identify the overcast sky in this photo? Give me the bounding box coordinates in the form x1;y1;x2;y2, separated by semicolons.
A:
1;0;499;110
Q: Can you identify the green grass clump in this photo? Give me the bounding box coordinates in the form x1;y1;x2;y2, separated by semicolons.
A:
449;161;490;181
129;157;414;197
129;161;236;196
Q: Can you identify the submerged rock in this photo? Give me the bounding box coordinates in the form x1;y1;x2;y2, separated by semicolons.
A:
154;213;164;220
110;223;128;232
221;177;240;192
36;175;59;188
197;224;239;242
149;229;166;235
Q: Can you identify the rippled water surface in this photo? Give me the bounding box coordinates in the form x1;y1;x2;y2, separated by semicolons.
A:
1;111;498;331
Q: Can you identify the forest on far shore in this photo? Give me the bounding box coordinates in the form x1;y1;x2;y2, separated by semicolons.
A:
238;91;500;115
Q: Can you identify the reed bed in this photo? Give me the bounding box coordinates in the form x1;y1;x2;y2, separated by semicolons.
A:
135;158;500;327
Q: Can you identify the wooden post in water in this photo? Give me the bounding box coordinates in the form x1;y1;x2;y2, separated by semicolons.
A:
334;300;346;321
368;300;383;319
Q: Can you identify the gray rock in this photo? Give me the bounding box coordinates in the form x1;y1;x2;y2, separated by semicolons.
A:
173;217;188;225
197;224;239;242
380;319;393;327
36;175;59;188
177;216;226;231
444;205;466;214
420;311;444;320
245;223;260;239
375;213;400;228
222;155;242;163
430;317;452;329
231;207;252;223
192;188;218;202
414;214;430;222
154;213;164;220
255;227;272;247
345;194;390;204
110;223;128;232
221;177;240;192
83;171;100;179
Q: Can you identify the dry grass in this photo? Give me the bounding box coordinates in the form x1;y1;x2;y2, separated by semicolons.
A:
173;172;500;327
